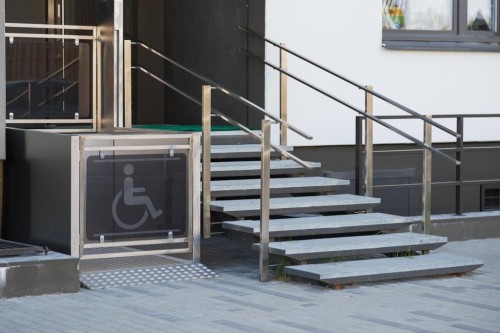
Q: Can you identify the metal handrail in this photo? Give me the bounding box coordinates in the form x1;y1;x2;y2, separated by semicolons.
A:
133;65;313;169
240;26;460;139
242;49;459;165
131;41;312;141
376;114;500;119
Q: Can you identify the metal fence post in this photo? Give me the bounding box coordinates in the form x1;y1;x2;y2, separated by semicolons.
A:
202;85;212;239
423;116;433;236
260;119;271;282
456;116;464;216
280;43;288;147
355;116;363;196
364;85;374;202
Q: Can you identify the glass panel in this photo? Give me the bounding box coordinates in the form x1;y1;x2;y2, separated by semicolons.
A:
5;39;92;120
64;0;97;26
6;0;47;24
485;198;500;209
383;0;453;31
85;154;188;242
468;0;498;31
485;188;500;197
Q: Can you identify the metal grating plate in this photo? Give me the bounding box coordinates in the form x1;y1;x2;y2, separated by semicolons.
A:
0;239;43;257
80;263;218;289
79;253;188;273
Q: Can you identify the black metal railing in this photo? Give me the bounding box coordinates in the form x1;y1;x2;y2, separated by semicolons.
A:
356;114;500;216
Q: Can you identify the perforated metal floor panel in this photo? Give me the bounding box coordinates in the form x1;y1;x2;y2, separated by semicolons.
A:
80;263;218;289
79;249;218;289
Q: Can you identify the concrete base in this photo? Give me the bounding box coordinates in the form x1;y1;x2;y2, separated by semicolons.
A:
0;252;79;298
410;211;500;241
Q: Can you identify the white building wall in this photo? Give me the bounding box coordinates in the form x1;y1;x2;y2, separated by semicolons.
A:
265;0;500;146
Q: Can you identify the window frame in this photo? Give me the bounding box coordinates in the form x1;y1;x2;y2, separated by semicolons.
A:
481;184;500;211
382;0;500;51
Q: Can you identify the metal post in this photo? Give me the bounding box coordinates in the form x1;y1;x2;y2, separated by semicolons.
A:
191;134;201;263
202;86;212;239
0;0;5;160
124;40;132;128
422;116;433;236
279;43;288;147
364;85;374;203
455;117;464;216
260;119;271;282
355;116;363;196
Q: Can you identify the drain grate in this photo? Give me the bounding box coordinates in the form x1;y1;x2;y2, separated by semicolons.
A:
0;239;43;257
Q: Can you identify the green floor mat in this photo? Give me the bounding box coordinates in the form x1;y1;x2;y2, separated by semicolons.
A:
133;124;241;132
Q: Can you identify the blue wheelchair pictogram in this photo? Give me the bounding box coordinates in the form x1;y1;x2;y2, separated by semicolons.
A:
112;164;163;230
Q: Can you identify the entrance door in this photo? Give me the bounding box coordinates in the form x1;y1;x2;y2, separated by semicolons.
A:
124;0;265;129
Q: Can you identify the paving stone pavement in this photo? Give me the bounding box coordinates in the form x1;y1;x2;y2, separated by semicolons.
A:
0;237;499;333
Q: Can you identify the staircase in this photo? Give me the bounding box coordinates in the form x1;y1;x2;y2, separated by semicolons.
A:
208;131;483;288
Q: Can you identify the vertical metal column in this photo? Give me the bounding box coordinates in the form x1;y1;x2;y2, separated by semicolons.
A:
364;86;374;202
279;44;288;147
422;116;433;236
114;0;124;127
0;0;5;160
260;119;271;282
355;116;363;196
191;134;202;263
202;86;212;239
455;117;464;216
124;40;132;128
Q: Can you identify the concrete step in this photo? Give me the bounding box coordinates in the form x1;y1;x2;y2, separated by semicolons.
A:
254;233;447;261
211;130;261;145
211;177;349;198
211;194;381;218
210;144;293;160
284;253;483;286
222;213;412;238
211;160;321;178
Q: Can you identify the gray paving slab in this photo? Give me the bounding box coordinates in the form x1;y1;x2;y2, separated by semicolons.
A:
211;176;349;197
211;194;381;217
0;237;498;333
257;233;447;260
222;213;413;237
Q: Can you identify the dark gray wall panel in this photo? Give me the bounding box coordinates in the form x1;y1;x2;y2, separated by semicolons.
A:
295;142;500;216
3;129;72;253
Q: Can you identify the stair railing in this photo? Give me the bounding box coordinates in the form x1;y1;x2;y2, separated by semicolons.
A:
125;40;315;281
240;26;461;236
358;113;500;218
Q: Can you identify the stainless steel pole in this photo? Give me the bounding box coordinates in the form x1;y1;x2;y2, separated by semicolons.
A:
124;40;132;128
365;85;374;203
260;119;271;282
280;44;288;147
202;86;212;239
423;115;433;237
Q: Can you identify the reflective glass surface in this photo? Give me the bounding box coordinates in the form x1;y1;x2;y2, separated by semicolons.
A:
85;154;188;242
383;0;453;30
5;39;92;119
468;0;498;31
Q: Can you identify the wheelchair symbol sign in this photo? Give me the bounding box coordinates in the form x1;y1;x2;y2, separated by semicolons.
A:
112;164;163;230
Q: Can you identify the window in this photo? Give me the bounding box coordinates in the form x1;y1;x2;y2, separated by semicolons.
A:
481;185;500;211
382;0;500;51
